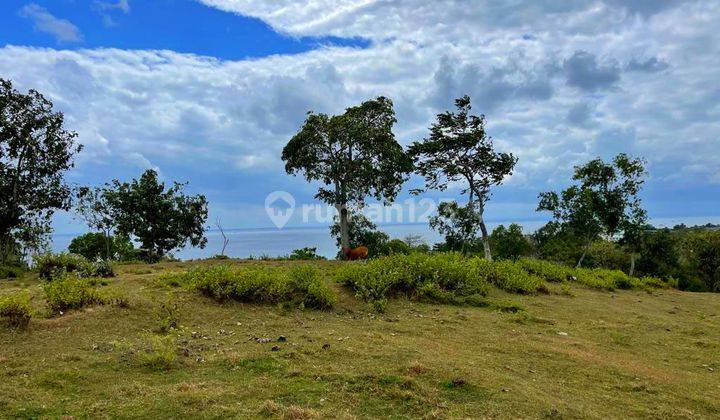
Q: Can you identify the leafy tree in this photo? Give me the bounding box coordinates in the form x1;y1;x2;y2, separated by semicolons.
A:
104;170;208;262
74;186;116;259
409;96;517;260
537;154;646;268
0;79;82;263
636;229;681;279
489;223;533;260
282;97;412;250
679;230;720;292
68;232;135;261
429;201;483;255
330;212;389;258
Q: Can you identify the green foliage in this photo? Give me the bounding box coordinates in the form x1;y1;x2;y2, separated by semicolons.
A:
489;260;547;294
282;96;413;248
518;258;573;283
0;292;32;328
379;239;412;256
0;78;83;265
43;275;102;314
68;232;135;261
104;169;208;261
137;335;177;371
429;201;483;255
679;230;720;292
287;247;326;260
537;154;647;267
171;264;336;309
409;96;518;260
0;264;24;279
33;252;115;280
489;224;533;260
335;253;492;310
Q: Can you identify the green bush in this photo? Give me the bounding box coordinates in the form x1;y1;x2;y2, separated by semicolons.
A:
34;253;115;281
379;239;412;256
171;264;336;309
335;253;492;309
489;260;547;294
0;265;24;280
43;276;102;314
0;293;31;328
287;247;326;260
68;232;136;261
518;258;573;283
137;335;177;371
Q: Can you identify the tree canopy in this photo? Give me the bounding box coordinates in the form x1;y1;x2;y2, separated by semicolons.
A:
104;169;208;261
537;153;647;267
409;95;517;260
0;78;82;263
282;97;412;250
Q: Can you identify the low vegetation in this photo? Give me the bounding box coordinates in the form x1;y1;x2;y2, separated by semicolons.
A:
160;264;336;310
42;275;103;314
33;253;115;281
0;292;31;328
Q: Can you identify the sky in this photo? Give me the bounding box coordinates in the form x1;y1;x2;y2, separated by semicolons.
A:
1;0;719;235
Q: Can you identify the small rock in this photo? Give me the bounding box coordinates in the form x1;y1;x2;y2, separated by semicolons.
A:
557;332;569;336
502;388;511;393
277;336;287;343
709;368;715;372
322;343;330;350
271;345;280;352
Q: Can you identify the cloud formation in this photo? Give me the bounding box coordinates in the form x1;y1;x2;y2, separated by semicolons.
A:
2;0;719;228
18;3;83;43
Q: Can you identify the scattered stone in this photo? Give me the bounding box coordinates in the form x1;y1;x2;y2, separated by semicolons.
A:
557;332;569;336
254;337;272;343
271;346;280;352
450;378;466;387
502;388;511;393
709;368;715;372
277;336;287;343
322;343;331;350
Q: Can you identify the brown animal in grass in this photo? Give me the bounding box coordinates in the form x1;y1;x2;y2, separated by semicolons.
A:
341;246;369;261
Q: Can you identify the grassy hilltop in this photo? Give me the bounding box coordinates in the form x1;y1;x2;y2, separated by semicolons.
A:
1;257;719;419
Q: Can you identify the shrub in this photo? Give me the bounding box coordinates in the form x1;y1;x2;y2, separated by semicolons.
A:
138;335;177;371
287;247;326;260
34;253;88;280
379;239;412;256
336;253;492;309
0;293;31;328
518;259;573;283
489;260;547;294
43;276;102;314
0;265;24;280
173;264;336;309
34;253;115;281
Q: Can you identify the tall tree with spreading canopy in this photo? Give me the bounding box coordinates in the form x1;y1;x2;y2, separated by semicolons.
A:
282;97;412;251
0;78;82;263
74;186;116;259
537;153;647;268
409;96;517;260
104;169;208;262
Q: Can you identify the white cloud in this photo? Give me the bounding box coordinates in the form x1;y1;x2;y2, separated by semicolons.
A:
18;4;83;43
2;0;719;226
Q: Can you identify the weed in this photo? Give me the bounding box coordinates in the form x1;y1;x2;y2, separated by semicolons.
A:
137;335;177;371
43;275;102;314
0;292;31;328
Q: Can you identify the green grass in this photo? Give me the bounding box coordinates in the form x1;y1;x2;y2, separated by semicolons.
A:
0;258;718;418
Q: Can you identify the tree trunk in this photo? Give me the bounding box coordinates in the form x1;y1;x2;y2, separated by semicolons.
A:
336;204;350;249
576;240;591;268
478;216;492;261
629;253;636;277
104;230;111;260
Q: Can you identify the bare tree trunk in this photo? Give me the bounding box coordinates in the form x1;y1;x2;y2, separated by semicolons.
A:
104;229;111;260
576;240;591;268
478;216;492;261
337;204;350;249
216;217;230;256
629;253;636;277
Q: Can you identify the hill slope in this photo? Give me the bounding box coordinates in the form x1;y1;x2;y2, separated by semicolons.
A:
1;260;719;418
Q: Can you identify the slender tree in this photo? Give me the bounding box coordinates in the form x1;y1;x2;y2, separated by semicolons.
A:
75;186;116;259
537;153;647;268
409;96;517;260
282;97;412;251
0;78;82;263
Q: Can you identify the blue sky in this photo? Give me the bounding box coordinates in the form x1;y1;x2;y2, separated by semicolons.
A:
1;0;719;235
